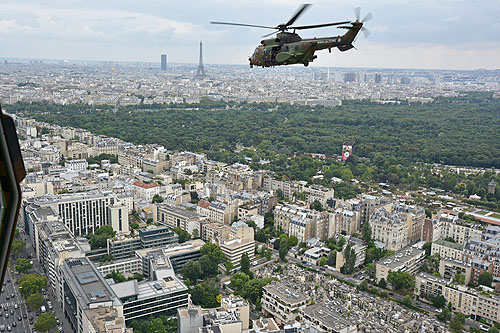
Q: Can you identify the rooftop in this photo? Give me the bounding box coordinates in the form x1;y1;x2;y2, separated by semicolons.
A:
434;239;464;251
378;245;425;269
263;281;306;305
62;257;121;308
303;303;354;331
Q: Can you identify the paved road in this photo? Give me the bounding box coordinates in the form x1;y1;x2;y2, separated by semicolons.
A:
12;228;73;333
0;270;30;333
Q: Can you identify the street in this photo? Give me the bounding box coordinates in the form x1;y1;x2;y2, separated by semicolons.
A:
0;270;30;333
4;228;73;333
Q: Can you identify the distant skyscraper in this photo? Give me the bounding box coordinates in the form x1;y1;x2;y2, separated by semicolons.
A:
374;74;382;83
161;54;167;71
344;73;356;83
196;41;206;78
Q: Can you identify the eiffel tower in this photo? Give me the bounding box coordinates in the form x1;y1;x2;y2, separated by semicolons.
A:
196;41;206;79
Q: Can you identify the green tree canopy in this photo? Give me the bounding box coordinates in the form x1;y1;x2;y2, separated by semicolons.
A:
147;318;166;333
191;283;219;308
310;200;323;211
430;295;446;308
11;239;25;257
105;270;126;284
34;312;57;333
173;227;191;243
182;260;203;282
478;271;493;287
326;250;336;267
449;313;465;333
387;271;415;291
19;274;47;298
240;253;250;275
26;293;43;310
15;258;32;274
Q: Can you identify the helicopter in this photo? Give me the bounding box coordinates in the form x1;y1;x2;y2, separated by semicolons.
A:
211;4;372;68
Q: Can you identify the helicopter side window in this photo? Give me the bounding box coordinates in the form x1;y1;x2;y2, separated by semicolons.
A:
295;45;299;51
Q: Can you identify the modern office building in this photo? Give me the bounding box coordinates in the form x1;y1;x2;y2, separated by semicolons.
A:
23;191;128;237
161;54;167;70
107;225;179;259
135;239;204;280
61;258;127;333
110;274;188;323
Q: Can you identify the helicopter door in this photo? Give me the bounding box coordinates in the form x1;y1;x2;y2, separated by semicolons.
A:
263;48;271;62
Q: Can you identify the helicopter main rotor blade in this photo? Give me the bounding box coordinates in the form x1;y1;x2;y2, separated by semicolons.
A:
261;30;279;38
284;3;312;27
291;21;351;30
362;27;371;38
210;21;276;29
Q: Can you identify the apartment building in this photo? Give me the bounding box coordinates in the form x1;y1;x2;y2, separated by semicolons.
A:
415;273;500;323
156;204;200;234
376;245;425;282
332;207;360;235
23;191;127;237
64;159;88;171
302;303;357;333
274;204;330;241
262;281;307;324
439;258;472;285
431;239;465;261
370;206;409;251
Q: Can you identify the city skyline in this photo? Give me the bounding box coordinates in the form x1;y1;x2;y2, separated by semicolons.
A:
0;0;499;70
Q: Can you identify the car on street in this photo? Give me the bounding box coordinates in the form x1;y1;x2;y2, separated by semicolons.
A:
0;325;4;332
6;295;9;300
480;324;490;331
6;326;10;332
14;304;17;309
9;309;14;315
10;293;14;298
11;322;15;328
5;313;9;318
17;315;22;321
23;313;27;319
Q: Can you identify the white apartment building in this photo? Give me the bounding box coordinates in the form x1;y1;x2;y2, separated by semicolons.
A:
64;158;88;171
262;281;307;324
370;206;409;251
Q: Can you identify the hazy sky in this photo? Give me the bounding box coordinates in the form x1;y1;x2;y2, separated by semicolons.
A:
1;0;499;69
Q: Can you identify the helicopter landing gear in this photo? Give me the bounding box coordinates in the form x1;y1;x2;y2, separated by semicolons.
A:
250;64;253;68
303;62;309;67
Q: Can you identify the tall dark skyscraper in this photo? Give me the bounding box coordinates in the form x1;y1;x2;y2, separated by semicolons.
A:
161;54;167;71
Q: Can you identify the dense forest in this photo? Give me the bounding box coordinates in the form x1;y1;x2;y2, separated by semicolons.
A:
8;92;500;169
8;92;500;204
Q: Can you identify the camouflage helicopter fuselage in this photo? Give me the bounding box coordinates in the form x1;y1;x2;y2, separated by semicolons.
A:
249;23;362;68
